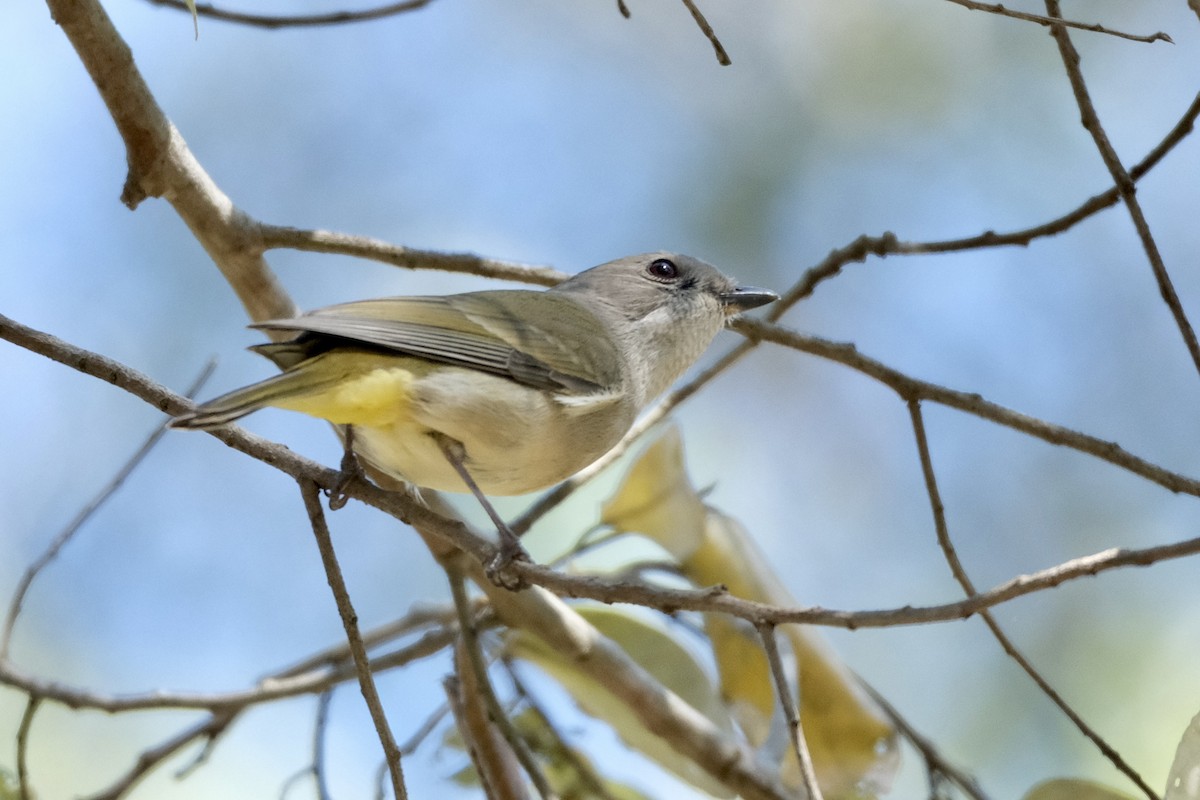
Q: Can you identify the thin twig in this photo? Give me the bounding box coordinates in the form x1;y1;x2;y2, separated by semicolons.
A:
313;691;334;800
2;620;454;716
299;479;409;800
756;624;822;800
443;675;502;798
279;768;309;800
398;703;451;756
256;225;567;287
944;0;1171;44
449;571;555;799
0;361;215;660
1045;0;1200;384
737;319;1200;498
271;606;455;679
855;678;990;800
85;710;239;800
780;90;1200;307
907;400;1161;800
678;0;729;64
144;0;432;28
16;695;39;800
504;661;621;800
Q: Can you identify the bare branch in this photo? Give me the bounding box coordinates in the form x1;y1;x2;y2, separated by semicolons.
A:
4;312;1200;635
757;624;822;800
449;573;547;799
736;319;1200;499
943;0;1172;44
16;696;39;800
474;576;799;800
312;691;334;800
504;662;621;800
299;480;409;800
855;679;991;800
620;0;729;64
678;0;730;64
144;0;433;29
1;621;452;716
46;0;296;324
778;90;1200;308
85;710;238;800
1044;0;1200;383
256;225;566;287
907;400;1161;800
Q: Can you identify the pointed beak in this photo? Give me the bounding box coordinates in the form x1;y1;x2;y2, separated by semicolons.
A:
720;285;778;314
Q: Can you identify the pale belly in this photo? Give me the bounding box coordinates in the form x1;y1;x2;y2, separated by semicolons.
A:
351;368;633;496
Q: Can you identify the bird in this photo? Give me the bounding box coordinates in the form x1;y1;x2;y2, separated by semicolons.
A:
172;252;776;575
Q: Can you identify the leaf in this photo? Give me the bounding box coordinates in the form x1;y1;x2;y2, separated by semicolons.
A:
1023;778;1138;800
694;511;898;798
507;605;736;798
600;425;707;560
601;427;899;798
185;0;198;39
1166;709;1200;799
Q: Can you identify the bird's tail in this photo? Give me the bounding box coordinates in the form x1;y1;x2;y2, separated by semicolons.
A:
170;352;340;430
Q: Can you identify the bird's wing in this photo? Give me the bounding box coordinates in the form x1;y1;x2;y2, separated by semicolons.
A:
252;293;620;395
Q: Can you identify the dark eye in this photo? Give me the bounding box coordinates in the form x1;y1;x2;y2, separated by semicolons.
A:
647;258;678;281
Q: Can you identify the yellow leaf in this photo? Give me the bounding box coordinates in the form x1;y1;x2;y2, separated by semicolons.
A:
600;425;707;560
690;510;898;798
602;430;898;798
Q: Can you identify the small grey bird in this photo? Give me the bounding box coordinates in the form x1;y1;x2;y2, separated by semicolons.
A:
173;252;776;568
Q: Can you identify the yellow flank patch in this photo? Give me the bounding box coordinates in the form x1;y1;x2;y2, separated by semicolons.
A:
277;365;416;426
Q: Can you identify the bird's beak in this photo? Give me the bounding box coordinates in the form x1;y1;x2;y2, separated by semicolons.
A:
720;285;778;314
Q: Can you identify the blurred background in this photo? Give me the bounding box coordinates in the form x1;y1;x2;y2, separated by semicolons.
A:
2;0;1199;796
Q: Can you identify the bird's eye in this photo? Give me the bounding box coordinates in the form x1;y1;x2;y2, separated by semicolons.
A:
647;258;678;281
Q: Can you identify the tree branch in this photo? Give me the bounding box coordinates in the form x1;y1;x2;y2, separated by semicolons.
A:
47;0;296;324
736;318;1200;498
1044;0;1200;383
299;480;409;800
4;311;1199;635
757;624;822;800
776;89;1200;309
943;0;1171;44
144;0;434;29
907;400;1160;800
256;225;566;286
